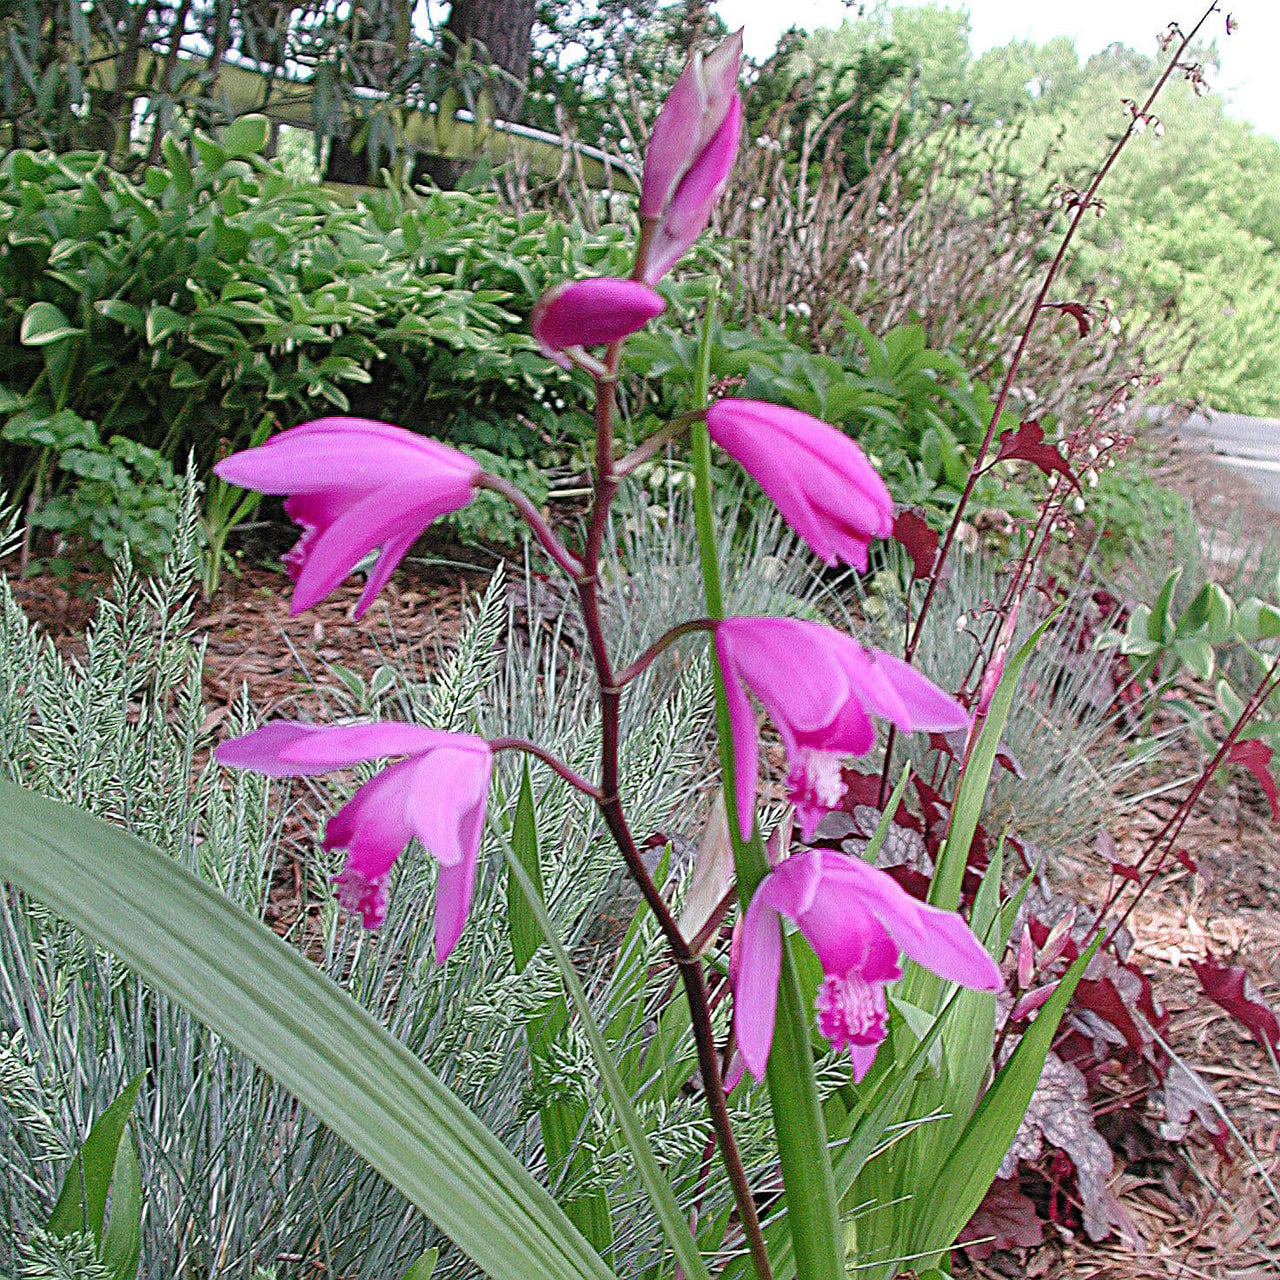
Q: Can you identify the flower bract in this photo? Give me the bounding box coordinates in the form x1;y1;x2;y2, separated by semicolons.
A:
215;720;492;959
734;848;1002;1082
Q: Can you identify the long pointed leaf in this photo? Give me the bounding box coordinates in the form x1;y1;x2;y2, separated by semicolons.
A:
0;779;613;1280
495;817;712;1280
48;1074;143;1244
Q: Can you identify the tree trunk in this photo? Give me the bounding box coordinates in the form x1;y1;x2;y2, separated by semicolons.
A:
413;0;536;189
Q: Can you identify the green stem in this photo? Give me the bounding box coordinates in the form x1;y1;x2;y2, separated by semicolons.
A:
688;294;842;1280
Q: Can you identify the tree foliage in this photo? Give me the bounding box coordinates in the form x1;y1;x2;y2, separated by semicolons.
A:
799;3;1280;414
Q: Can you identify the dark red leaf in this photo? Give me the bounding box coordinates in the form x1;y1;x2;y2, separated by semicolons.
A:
1046;301;1092;338
996;419;1081;491
1110;862;1141;884
1191;955;1279;1050
1227;739;1279;820
959;1177;1044;1259
892;508;939;579
1174;847;1198;874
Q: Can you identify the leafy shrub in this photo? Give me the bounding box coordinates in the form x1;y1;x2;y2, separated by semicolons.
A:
0;124;636;565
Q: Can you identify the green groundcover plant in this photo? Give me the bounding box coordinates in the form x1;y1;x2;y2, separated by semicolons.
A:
2;8;1273;1280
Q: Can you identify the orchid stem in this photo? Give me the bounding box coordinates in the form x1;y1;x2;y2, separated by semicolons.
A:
477;472;584;578
486;737;601;800
612;617;715;689
615;410;705;476
575;330;772;1279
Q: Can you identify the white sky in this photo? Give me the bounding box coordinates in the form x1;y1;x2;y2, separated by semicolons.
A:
713;1;1279;141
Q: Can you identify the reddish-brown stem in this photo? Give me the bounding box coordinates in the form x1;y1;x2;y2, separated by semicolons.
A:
612;618;715;689
575;349;772;1279
904;6;1213;666
477;472;583;578
487;737;601;800
1099;652;1280;945
879;5;1219;807
615;410;705;475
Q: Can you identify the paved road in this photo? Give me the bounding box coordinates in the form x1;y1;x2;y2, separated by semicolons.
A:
1173;411;1280;511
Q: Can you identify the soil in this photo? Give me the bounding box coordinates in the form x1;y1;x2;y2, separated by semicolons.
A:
6;436;1278;1279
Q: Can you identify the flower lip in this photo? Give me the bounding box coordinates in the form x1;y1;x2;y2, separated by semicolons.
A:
531;277;666;370
213;416;481;618
733;848;1002;1082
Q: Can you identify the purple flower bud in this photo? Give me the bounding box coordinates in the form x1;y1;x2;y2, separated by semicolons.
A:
640;30;743;221
706;399;893;569
642;93;743;283
530;277;666;371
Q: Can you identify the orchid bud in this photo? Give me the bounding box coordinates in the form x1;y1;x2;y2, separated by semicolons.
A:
531;277;666;375
1017;923;1035;989
640;30;743;221
641;93;744;284
637;33;744;284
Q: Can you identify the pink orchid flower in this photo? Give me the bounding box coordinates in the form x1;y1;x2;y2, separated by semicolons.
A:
531;277;666;374
214;417;481;617
706;399;894;569
714;617;969;840
734;848;1002;1083
640;30;742;222
216;721;492;960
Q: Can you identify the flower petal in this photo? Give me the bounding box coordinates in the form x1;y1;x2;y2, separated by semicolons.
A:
822;854;1002;990
716;626;764;842
215;721;454;775
870;651;970;732
531;278;666;359
290;477;475;613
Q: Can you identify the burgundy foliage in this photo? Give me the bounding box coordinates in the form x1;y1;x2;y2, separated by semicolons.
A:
1191;955;1280;1051
996;419;1081;492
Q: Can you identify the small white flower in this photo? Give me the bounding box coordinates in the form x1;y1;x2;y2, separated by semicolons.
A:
1072;496;1086;514
956;614;968;633
1108;316;1122;335
1086;469;1099;488
1100;435;1114;448
749;195;766;210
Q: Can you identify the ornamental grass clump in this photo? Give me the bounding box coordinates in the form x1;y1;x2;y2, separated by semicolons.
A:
1;8;1263;1280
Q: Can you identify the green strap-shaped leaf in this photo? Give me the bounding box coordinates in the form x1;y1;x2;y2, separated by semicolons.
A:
398;1248;439;1279
99;1127;143;1280
930;611;1060;912
0;779;613;1280
923;933;1104;1249
48;1074;143;1247
507;762;544;975
509;765;614;1257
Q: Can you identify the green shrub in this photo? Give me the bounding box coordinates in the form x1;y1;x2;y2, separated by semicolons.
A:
0;129;635;566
